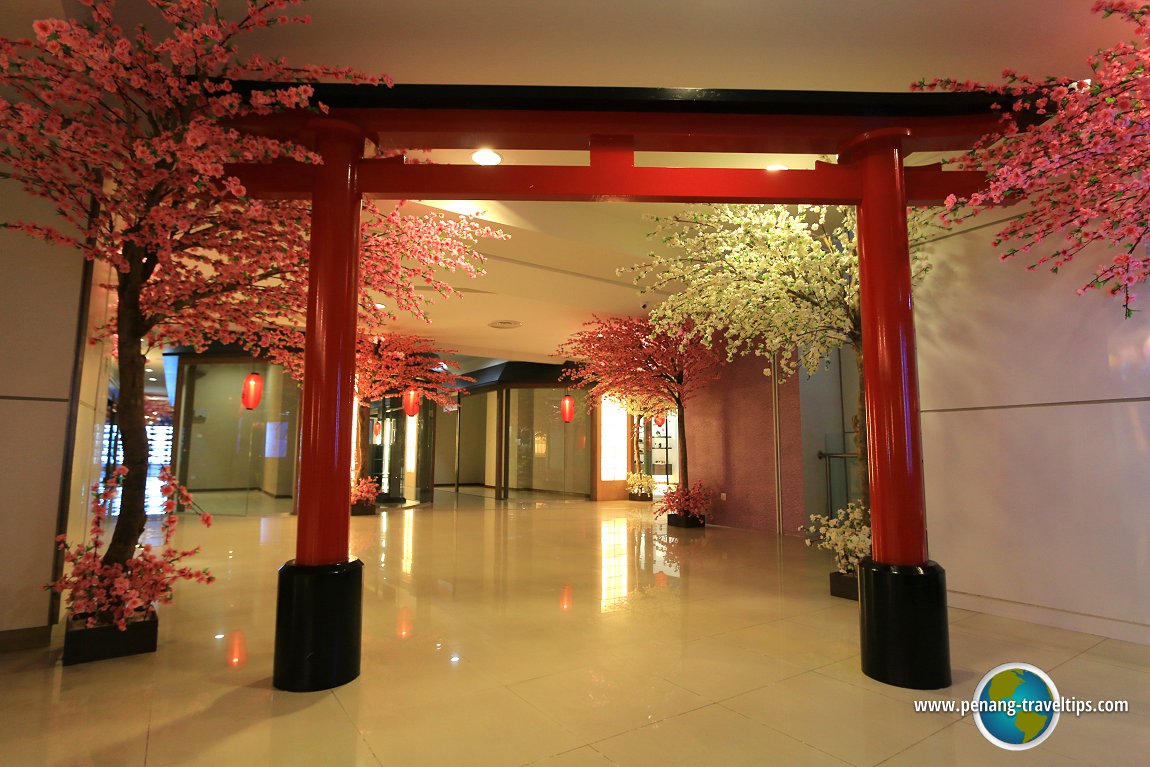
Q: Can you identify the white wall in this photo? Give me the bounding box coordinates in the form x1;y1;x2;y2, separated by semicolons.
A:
0;182;86;640
915;221;1150;643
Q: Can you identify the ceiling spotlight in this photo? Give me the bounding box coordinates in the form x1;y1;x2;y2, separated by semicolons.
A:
148;377;158;382
765;164;789;172
471;149;502;166
488;319;522;330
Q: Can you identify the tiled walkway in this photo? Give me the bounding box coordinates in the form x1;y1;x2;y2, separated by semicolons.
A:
1;492;1146;766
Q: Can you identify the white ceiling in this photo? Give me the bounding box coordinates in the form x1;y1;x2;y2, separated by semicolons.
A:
244;0;1124;92
1;1;1136;370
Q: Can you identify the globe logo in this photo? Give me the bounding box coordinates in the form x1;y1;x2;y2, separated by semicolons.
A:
972;662;1060;750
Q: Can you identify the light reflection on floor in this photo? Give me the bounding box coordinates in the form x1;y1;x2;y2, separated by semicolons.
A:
3;490;1147;766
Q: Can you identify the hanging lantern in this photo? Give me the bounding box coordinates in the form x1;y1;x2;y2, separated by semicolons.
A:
560;393;575;423
241;372;264;410
653;414;666;428
402;388;421;417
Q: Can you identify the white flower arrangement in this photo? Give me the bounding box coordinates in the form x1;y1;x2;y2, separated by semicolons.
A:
633;204;934;381
801;501;871;574
627;472;656;495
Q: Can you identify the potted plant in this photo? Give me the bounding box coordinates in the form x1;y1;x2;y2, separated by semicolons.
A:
48;467;214;665
627;472;655;501
655;481;711;528
557;316;725;513
350;477;381;516
800;501;872;600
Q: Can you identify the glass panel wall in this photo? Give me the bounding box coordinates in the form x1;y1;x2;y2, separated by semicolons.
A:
173;358;298;516
507;388;591;497
369;395;435;504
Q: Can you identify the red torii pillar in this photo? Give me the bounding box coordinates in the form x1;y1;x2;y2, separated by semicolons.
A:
841;128;950;690
273;120;366;692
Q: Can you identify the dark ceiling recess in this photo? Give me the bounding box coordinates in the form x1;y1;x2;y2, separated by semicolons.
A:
234;81;1003;118
463;361;575;390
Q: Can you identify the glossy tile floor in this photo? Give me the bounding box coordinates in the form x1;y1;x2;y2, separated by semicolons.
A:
2;491;1147;766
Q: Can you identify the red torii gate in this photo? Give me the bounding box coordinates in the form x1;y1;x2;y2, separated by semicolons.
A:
235;85;1001;693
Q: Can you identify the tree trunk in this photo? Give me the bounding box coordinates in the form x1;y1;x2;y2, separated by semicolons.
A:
631;415;643;475
356;402;371;481
103;256;150;566
676;399;688;489
854;348;870;508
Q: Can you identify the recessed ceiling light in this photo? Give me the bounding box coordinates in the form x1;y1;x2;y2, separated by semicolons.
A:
148;377;158;382
471;149;502;166
765;164;789;171
488;319;522;330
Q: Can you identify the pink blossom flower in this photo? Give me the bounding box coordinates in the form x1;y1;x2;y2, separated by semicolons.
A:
918;1;1150;315
45;468;214;630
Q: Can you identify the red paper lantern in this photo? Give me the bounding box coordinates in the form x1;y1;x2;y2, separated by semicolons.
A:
560;394;575;423
241;372;263;410
402;388;421;417
653;414;666;428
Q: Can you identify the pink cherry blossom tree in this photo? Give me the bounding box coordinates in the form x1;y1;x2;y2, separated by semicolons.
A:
354;333;471;408
167;199;502;383
349;333;472;489
914;1;1150;316
556;315;724;490
0;1;499;565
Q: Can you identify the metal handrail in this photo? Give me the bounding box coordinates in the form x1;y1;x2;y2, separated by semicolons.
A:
816;450;860;516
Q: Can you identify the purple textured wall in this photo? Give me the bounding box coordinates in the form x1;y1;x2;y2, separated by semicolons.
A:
684;355;804;535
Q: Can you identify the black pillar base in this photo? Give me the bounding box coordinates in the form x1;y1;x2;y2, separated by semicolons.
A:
273;558;363;692
859;556;951;690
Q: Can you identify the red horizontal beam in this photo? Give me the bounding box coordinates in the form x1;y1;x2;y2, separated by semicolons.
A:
356;161;864;204
904;166;987;204
356;160;985;206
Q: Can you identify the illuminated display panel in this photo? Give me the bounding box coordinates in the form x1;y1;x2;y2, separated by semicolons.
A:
599;396;628;482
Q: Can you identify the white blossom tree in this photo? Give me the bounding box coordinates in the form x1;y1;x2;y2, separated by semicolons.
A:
632;204;933;504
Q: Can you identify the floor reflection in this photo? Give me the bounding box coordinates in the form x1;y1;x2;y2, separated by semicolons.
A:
357;491;713;644
105;465;295;519
8;487;1144;767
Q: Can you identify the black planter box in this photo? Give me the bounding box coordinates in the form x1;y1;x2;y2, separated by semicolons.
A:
829;570;859;601
350;501;377;516
628;492;653;502
667;512;705;528
62;612;158;666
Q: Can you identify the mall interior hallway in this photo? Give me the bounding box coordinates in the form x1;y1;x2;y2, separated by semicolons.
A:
1;493;1146;766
